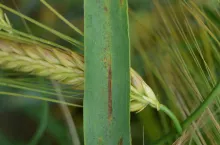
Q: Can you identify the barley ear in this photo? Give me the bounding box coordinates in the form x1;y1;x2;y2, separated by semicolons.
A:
0;38;84;89
130;69;182;134
130;68;160;112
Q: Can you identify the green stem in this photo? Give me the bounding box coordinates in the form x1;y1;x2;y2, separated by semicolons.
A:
182;81;220;129
0;3;83;48
160;104;182;134
40;0;84;36
152;81;220;145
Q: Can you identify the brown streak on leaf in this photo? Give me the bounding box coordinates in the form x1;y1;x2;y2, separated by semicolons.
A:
118;137;123;145
104;6;108;12
108;65;112;122
98;137;103;145
120;0;124;6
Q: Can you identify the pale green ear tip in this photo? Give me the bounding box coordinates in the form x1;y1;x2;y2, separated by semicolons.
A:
142;81;158;100
130;100;148;113
130;69;161;112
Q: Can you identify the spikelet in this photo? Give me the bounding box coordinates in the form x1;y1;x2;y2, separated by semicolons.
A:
130;69;160;112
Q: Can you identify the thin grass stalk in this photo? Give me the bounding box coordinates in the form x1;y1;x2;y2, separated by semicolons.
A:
84;0;131;144
0;3;84;48
52;81;80;145
153;81;220;145
28;102;48;145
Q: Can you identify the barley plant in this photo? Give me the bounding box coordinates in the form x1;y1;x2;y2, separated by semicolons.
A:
0;0;219;145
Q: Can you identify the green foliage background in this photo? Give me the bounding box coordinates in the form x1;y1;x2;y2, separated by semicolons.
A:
0;0;219;145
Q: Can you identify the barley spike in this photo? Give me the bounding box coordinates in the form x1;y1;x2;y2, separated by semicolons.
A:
0;38;84;89
0;37;161;112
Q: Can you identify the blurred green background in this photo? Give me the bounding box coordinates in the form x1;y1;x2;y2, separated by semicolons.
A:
0;0;219;145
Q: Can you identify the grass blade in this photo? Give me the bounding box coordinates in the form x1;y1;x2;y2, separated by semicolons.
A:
84;0;131;144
